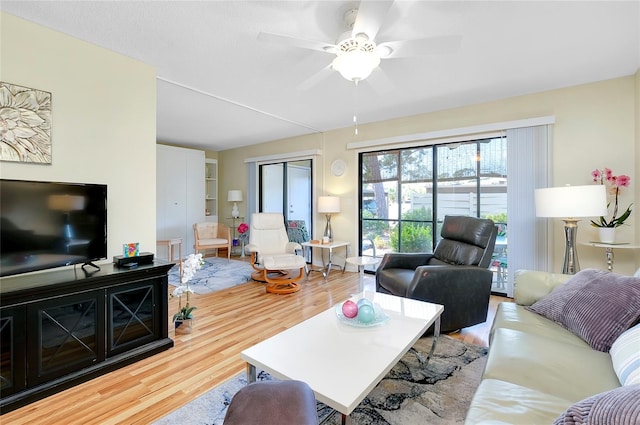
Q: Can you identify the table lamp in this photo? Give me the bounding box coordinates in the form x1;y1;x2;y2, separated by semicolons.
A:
535;185;606;274
318;196;340;242
228;190;243;218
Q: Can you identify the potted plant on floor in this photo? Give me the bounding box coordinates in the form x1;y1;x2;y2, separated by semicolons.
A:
171;253;204;334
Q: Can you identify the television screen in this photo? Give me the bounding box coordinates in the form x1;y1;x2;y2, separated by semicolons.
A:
0;179;107;277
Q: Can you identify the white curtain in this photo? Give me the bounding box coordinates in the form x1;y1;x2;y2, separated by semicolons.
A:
506;125;551;297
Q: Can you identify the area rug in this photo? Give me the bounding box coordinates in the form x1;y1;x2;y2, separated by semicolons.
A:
167;258;254;294
153;335;488;425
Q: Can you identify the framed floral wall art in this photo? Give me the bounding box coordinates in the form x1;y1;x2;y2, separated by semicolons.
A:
0;81;52;164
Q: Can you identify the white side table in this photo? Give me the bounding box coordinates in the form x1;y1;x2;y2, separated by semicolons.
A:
345;256;380;292
301;241;350;280
581;242;640;271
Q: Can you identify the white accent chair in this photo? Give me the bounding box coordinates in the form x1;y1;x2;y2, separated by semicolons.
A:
193;222;231;261
245;213;306;294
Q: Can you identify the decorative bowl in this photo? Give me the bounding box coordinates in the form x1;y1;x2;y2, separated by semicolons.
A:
335;302;390;327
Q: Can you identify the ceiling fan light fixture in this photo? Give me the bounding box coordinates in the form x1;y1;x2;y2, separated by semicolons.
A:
332;49;380;82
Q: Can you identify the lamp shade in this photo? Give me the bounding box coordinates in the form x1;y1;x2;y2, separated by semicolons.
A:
535;185;607;218
227;190;243;202
318;196;340;214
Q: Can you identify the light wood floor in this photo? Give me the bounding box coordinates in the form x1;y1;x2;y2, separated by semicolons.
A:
3;262;510;425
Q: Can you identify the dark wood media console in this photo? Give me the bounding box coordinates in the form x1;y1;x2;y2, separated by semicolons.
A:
0;262;174;413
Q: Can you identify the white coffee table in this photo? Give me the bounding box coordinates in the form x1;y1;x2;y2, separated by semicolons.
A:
241;291;443;422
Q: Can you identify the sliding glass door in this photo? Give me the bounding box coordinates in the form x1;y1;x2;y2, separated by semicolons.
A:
259;160;312;259
359;137;509;294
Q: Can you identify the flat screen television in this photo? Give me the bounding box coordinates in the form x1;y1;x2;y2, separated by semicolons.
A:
0;179;107;277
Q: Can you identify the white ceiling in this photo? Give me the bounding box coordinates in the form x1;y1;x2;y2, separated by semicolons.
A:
2;1;639;152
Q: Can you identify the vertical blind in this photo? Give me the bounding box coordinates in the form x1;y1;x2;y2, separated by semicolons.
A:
506;125;551;297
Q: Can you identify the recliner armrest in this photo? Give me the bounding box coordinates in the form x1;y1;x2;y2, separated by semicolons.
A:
378;252;435;271
245;244;258;253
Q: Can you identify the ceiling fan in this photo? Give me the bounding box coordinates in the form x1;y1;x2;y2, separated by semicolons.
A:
258;0;461;85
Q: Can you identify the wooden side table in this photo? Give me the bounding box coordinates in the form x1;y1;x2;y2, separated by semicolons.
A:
157;238;183;280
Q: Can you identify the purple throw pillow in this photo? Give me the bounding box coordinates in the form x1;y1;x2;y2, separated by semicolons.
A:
527;269;640;352
553;385;640;425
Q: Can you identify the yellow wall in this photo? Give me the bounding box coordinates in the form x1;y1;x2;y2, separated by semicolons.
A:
0;13;158;267
220;75;639;274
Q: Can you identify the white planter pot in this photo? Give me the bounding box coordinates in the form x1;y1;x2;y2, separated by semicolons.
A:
598;227;616;244
175;318;194;334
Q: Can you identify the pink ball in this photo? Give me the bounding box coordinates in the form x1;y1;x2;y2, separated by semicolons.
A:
342;300;358;318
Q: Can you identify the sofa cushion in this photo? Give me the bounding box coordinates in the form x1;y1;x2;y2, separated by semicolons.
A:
513;269;572;306
526;269;640;352
553;385;640;425
490;302;589;348
465;379;573;425
610;323;640;386
484;328;620;402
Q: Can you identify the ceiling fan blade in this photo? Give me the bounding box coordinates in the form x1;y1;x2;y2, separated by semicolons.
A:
297;64;335;91
258;32;336;54
378;35;462;58
351;0;394;41
364;67;394;95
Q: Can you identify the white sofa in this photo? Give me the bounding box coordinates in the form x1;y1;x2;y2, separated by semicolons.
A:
465;269;640;424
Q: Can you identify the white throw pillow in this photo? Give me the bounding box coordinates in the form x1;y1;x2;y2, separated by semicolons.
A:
610;322;640;386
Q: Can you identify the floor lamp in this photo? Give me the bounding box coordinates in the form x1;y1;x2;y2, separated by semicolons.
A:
318;196;340;242
535;185;606;274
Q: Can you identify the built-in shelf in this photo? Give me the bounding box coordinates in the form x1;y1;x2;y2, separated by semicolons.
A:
205;159;218;222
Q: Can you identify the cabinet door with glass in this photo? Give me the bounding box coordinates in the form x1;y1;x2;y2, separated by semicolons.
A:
108;280;160;356
26;291;105;386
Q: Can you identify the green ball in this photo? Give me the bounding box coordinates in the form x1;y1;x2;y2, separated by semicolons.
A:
357;304;375;323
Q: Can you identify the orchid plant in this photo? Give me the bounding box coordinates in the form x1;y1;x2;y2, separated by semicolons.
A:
237;222;249;242
590;168;633;228
171;253;204;322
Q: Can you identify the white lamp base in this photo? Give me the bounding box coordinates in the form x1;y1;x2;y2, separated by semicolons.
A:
231;202;239;218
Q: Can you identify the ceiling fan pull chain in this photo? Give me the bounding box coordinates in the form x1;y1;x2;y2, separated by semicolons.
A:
353;80;359;135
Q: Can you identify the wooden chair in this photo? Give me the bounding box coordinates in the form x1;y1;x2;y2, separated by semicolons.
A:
193;222;231;260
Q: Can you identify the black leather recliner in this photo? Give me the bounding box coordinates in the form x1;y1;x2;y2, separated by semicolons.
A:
376;215;498;333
